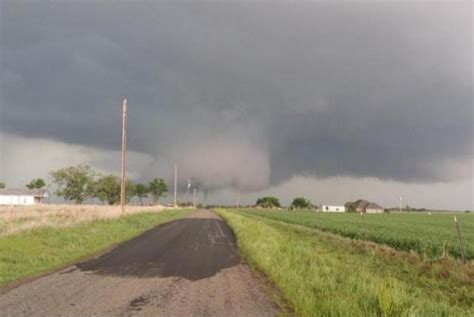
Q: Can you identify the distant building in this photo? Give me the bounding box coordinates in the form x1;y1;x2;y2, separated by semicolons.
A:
0;189;49;205
345;199;384;213
319;204;346;212
365;202;384;214
345;199;369;213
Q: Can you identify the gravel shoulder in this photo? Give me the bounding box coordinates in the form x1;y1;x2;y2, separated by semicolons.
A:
0;210;280;316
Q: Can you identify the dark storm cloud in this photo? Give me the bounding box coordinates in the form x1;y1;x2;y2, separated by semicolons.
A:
1;1;472;190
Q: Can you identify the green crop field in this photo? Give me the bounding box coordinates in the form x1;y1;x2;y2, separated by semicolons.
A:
218;209;473;316
239;209;474;259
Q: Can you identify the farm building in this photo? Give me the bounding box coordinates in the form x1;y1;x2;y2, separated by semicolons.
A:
319;205;346;212
0;189;49;205
345;199;384;213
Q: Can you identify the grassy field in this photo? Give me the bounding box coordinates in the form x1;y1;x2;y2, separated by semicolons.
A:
0;208;191;287
0;204;174;236
218;209;473;317
240;209;474;260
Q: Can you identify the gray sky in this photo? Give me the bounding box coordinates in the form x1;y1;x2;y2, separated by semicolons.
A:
1;1;472;209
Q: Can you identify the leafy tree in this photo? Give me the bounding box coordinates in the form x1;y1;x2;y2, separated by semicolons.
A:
94;175;120;205
0;182;5;188
26;178;46;189
50;165;96;204
134;183;149;205
256;196;281;209
125;180;136;203
290;197;312;209
148;178;168;204
94;176;135;205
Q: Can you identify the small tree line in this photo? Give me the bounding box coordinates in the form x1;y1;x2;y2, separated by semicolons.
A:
50;165;168;205
255;196;314;209
0;165;168;205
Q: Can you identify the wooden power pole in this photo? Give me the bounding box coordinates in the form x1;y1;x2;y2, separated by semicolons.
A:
120;98;128;213
174;163;178;207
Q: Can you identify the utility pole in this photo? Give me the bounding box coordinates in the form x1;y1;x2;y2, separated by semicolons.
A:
174;163;178;207
193;188;196;207
120;98;128;213
186;179;191;204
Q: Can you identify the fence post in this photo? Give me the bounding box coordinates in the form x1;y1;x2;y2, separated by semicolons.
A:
454;216;466;263
360;211;368;238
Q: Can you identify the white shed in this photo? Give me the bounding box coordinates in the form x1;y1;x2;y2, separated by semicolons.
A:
319;205;346;212
0;189;49;205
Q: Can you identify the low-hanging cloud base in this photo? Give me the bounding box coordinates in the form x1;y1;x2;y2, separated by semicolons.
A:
0;133;472;210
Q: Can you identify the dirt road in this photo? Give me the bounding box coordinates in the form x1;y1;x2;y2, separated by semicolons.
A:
0;210;280;316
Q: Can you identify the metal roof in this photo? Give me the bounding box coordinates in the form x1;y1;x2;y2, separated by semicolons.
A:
346;199;384;210
0;188;49;197
366;202;384;209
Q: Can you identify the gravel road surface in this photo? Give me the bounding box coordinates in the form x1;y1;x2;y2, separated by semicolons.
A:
0;210;279;316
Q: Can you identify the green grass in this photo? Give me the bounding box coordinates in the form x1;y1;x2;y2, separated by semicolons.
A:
239;209;474;259
0;209;191;287
218;209;473;317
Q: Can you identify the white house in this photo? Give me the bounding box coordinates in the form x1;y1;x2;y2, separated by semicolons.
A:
0;189;49;205
319;204;346;212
